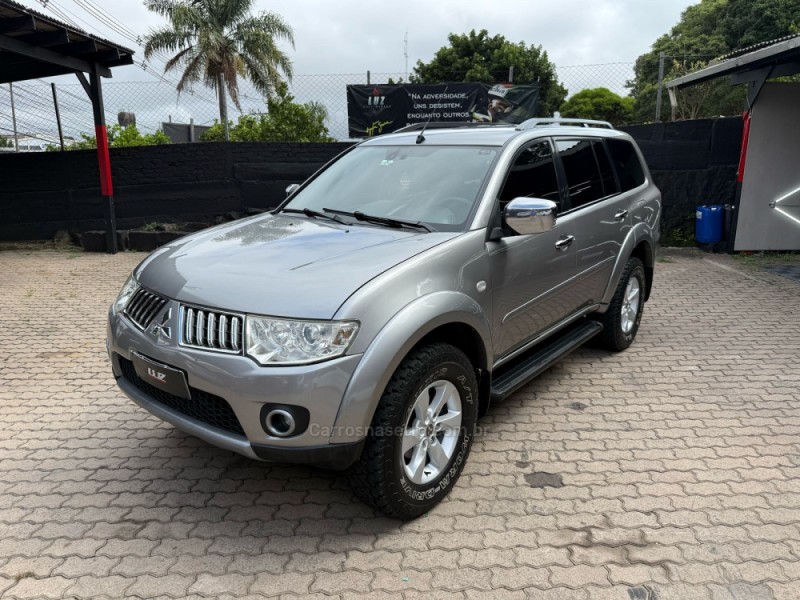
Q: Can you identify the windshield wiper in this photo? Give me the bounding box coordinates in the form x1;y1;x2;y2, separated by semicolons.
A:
322;208;434;232
281;207;345;224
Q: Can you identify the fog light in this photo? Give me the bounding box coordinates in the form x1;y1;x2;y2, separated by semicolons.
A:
260;404;309;438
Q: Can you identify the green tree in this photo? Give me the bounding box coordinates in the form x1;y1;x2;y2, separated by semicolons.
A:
64;124;170;150
201;84;334;142
559;88;634;125
143;0;294;140
629;0;800;122
0;137;12;148
411;29;567;116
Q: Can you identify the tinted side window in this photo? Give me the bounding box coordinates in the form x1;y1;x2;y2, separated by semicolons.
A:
607;138;646;192
499;141;560;209
593;140;619;197
556;139;606;209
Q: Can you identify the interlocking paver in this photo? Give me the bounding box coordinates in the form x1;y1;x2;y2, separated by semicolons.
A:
1;248;800;598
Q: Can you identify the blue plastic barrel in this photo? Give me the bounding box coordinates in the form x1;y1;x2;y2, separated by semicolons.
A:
696;205;723;244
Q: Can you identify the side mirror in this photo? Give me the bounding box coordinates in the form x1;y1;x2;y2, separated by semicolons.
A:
285;183;300;197
504;198;557;235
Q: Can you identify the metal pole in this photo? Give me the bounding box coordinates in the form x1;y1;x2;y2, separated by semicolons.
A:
89;62;118;254
189;117;195;143
508;66;514;84
655;52;666;122
367;70;371;85
51;83;65;151
9;83;19;152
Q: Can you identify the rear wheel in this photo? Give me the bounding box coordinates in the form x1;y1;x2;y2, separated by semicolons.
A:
348;343;478;520
593;257;646;352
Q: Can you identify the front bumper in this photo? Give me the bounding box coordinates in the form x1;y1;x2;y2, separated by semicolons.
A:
108;303;365;470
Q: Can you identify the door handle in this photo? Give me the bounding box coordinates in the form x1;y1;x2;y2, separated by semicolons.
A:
614;210;629;222
555;235;575;250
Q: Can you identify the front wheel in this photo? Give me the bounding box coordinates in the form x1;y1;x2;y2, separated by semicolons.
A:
593;257;646;352
348;343;478;520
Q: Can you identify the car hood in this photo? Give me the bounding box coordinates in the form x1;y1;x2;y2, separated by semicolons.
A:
135;213;458;319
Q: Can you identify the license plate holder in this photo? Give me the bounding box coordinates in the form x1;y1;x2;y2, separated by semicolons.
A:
131;352;191;400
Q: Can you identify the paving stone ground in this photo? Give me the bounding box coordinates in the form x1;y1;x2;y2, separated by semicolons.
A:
1;248;799;599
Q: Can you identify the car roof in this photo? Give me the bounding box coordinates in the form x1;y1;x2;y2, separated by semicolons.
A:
359;124;630;147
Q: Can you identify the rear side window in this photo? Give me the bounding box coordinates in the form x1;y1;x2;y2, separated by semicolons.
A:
607;138;646;192
555;139;606;209
499;141;561;210
593;141;619;197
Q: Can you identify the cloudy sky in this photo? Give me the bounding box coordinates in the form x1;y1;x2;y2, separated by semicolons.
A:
16;0;693;76
6;0;695;141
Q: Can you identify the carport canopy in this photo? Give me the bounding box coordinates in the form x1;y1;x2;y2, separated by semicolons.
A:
666;34;800;108
0;0;135;253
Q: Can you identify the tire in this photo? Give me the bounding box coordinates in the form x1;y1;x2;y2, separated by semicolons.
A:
593;257;646;352
348;343;478;520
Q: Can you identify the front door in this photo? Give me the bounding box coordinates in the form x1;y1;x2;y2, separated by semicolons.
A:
488;140;580;362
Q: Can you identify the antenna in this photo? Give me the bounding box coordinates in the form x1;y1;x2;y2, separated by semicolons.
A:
416;115;432;144
404;30;409;80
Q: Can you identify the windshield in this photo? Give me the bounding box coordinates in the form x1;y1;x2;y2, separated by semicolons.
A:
282;145;498;231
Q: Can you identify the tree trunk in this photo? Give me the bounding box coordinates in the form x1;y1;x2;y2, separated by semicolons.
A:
217;73;229;141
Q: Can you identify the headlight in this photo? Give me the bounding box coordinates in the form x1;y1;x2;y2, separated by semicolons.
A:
246;316;359;365
113;274;139;312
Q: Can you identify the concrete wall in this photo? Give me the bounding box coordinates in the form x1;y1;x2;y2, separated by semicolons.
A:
736;83;800;251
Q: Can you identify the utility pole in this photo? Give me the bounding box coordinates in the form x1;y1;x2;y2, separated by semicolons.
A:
404;30;409;81
508;66;515;84
51;83;65;151
9;83;19;152
655;52;666;122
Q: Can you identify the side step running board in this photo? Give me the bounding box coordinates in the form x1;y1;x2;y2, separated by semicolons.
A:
490;320;603;402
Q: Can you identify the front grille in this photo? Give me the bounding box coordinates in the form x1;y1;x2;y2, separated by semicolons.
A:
181;305;244;354
118;356;246;437
124;289;168;330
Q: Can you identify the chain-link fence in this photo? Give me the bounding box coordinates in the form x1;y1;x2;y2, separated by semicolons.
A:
0;63;637;148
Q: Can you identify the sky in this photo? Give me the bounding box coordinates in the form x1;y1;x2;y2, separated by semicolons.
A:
14;0;695;76
5;0;697;141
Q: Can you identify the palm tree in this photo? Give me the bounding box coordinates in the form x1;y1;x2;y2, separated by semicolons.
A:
143;0;294;140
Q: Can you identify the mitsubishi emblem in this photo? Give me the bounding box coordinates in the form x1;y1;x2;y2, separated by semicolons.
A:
151;308;172;341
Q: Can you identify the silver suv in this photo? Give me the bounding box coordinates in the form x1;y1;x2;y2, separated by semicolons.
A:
108;119;661;518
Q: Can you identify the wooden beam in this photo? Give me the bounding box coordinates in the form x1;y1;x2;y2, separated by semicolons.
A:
52;39;98;56
75;71;91;97
730;61;800;84
0;15;35;34
16;29;69;47
0;32;110;77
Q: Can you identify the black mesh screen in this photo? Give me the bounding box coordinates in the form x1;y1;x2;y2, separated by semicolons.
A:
118;356;246;438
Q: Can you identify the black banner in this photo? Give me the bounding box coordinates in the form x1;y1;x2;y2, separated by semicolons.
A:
347;83;540;138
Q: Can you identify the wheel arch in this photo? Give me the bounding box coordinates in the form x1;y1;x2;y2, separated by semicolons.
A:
630;239;655;301
600;224;656;307
330;292;492;444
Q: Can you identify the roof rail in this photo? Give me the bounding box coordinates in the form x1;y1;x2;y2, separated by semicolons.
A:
516;118;615;130
394;121;510;133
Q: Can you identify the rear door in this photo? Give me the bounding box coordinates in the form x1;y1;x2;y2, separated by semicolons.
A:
554;137;632;304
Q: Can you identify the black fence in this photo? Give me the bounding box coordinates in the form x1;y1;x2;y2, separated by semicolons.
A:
622;117;743;245
1;117;743;243
0;141;351;240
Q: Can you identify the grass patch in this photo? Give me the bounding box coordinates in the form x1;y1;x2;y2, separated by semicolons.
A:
14;572;35;581
733;251;800;268
660;228;696;248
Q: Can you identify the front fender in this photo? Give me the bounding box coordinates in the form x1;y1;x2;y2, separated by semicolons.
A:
328;291;491;443
599;222;656;308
